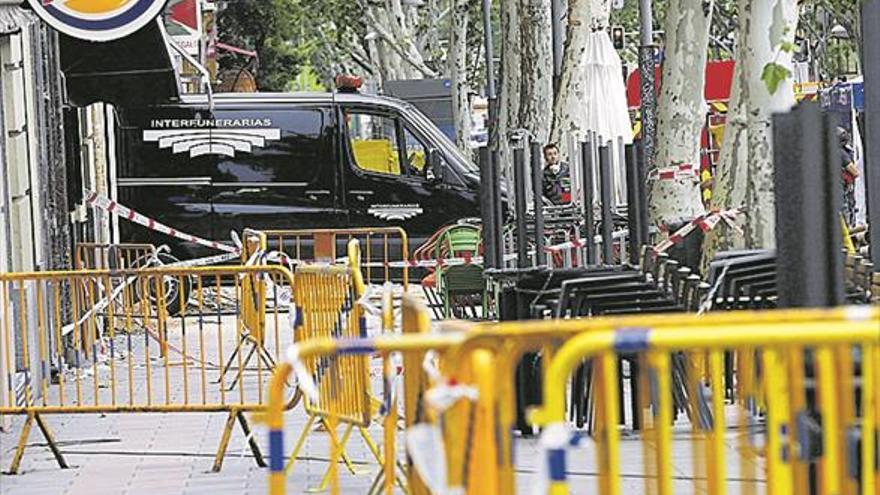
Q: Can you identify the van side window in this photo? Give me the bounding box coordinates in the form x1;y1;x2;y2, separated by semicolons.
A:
402;125;427;175
403;124;455;183
345;111;402;176
214;109;327;184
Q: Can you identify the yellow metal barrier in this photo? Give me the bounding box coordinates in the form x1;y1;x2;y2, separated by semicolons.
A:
278;240;388;492
529;320;880;495
74;242;158;270
266;301;460;495
259;227;410;289
236;230;270;367
440;307;880;494
267;302;879;494
0;262;356;474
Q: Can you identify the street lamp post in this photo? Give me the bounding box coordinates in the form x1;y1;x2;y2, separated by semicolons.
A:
830;24;848;79
638;0;657;177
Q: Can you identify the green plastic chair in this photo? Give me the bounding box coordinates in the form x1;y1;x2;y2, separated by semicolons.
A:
434;224;486;319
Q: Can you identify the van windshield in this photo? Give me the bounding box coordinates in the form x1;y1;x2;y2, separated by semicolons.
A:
403;106;479;175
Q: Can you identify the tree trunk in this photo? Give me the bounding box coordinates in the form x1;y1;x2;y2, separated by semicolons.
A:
497;0;522;182
743;0;799;248
449;0;471;152
700;24;750;269
648;0;715;228
387;0;427;78
518;0;554;145
550;0;610;144
701;0;799;269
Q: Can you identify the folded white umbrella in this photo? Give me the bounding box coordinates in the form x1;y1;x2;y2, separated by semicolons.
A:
579;30;633;206
582;30;633;146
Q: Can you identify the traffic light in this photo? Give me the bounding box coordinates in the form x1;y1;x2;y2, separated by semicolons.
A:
612;26;625;50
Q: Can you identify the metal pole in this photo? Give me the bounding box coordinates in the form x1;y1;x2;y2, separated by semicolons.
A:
513;146;529;268
625;143;643;262
481;0;497;143
635;139;650;246
551;0;565;92
492;149;505;266
581;139;597;265
599;143;615;264
482;0;504;268
617;137;627;262
638;0;657;177
479;147;497;268
531;140;547;266
861;0;880;265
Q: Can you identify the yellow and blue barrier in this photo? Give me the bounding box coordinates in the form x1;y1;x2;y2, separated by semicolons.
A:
266;301;879;495
529;318;880;495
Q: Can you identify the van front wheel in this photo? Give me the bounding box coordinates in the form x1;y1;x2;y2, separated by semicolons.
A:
134;252;194;316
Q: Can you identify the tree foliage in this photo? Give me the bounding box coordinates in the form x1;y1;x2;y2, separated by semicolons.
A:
217;0;492;91
217;0;305;91
798;0;861;79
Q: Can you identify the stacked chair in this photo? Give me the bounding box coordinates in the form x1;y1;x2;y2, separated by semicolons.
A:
702;249;877;310
419;223;486;319
703;250;777;310
504;248;714;433
552;249;709;431
845;252;878;304
509;242;879;435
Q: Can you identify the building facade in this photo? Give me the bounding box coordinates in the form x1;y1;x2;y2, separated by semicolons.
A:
0;0;72;423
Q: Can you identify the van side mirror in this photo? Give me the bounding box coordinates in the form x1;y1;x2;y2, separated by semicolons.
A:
426;148;444;184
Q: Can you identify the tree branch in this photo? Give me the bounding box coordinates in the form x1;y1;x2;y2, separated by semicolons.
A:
364;7;438;77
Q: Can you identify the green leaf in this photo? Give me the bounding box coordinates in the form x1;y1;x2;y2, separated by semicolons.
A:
780;41;797;53
761;62;792;94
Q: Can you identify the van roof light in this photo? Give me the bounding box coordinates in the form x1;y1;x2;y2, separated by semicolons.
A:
336;75;363;93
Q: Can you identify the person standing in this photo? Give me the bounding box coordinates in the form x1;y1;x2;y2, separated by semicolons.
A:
839;127;859;226
542;143;571;204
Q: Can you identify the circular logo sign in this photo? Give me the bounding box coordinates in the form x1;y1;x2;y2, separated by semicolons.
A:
28;0;169;42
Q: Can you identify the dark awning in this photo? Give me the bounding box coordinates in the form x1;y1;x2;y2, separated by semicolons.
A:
60;19;179;108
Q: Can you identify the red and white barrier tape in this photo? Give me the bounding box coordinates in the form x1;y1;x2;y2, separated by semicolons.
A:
543;229;630;253
647;164;699;182
545;236;584;253
85;190;239;254
359;231;628;268
652;208;743;254
163;251;241;268
60;250;241;337
359;253;519;269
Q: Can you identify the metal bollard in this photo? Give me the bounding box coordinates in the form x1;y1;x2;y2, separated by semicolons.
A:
581;139;597;265
513;146;529;268
635;139;650;247
479;147;497;269
531;140;547;266
625;143;643;263
598;143;615;265
773;104;845;307
861;0;880;265
492;149;505;267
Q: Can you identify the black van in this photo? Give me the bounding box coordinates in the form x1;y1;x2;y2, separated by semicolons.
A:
115;91;485;257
